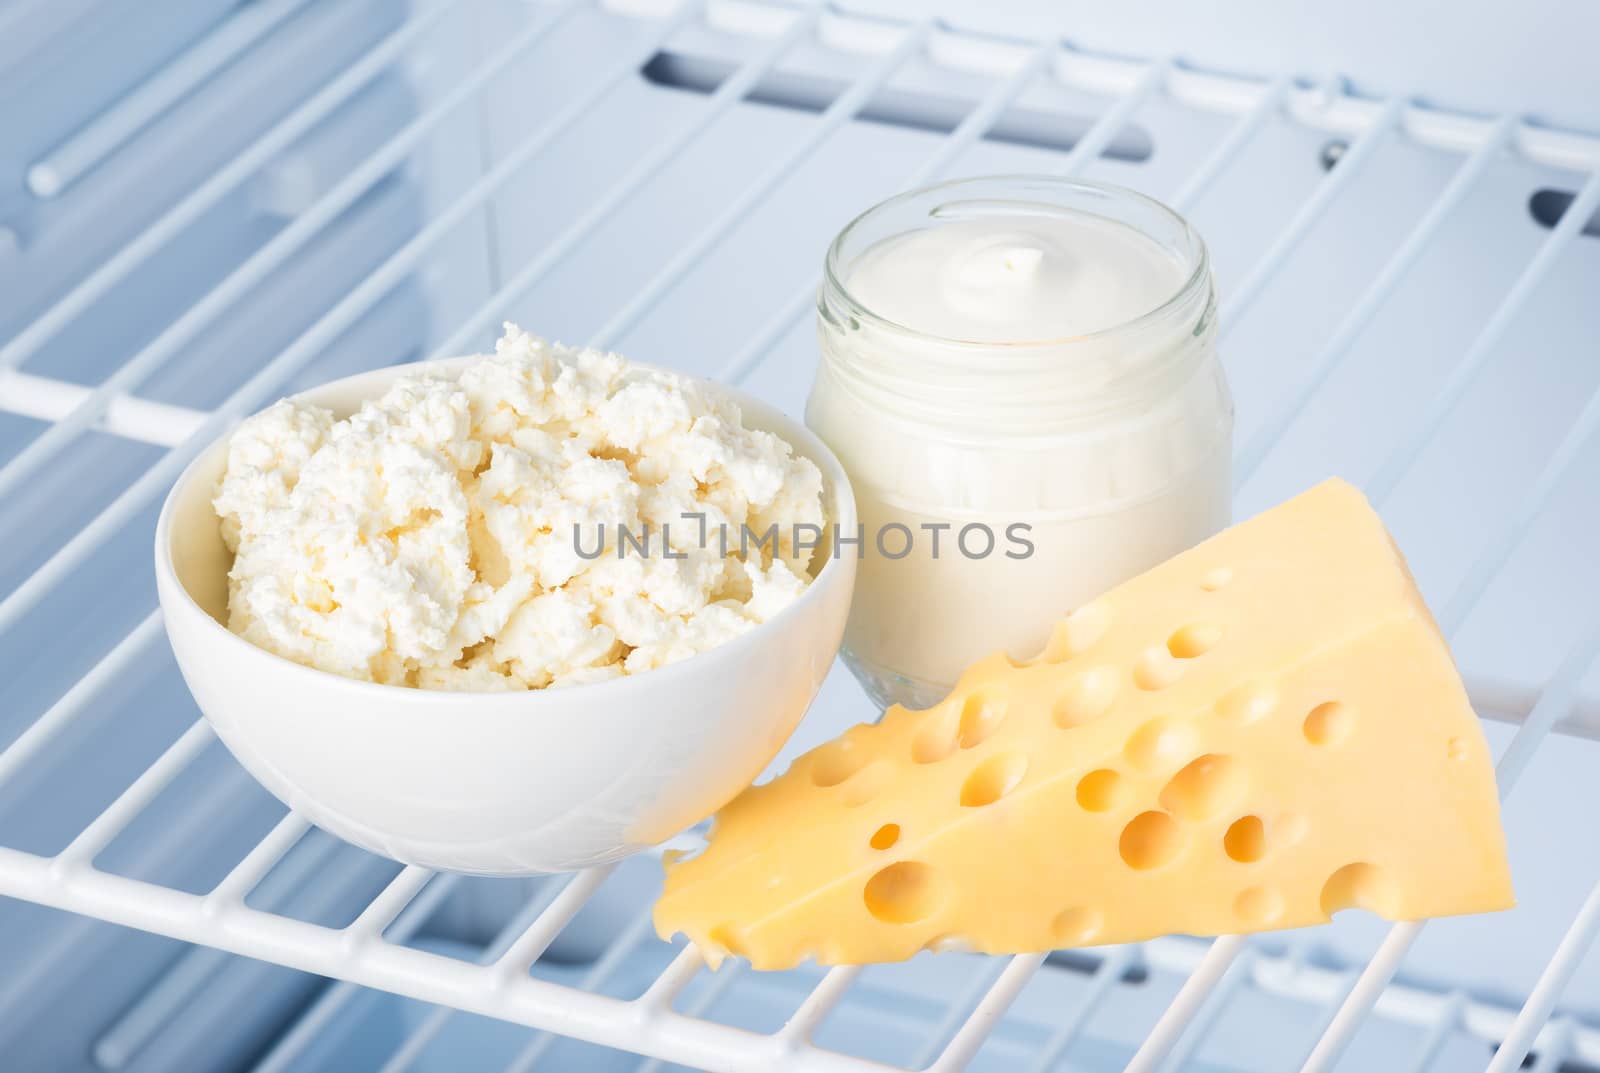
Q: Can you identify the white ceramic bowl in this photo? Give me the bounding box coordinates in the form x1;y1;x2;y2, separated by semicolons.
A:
154;359;856;875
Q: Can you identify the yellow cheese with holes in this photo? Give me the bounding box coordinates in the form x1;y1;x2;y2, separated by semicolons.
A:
653;479;1514;969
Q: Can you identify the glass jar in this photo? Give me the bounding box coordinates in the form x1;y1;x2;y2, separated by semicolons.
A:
808;175;1232;710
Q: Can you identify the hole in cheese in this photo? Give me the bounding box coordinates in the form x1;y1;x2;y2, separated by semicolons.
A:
1275;811;1310;846
1132;647;1184;690
960;753;1028;807
1303;701;1353;746
1075;769;1124;812
870;823;901;850
1168;622;1224;659
1159;754;1245;822
1215;679;1278;723
1124;718;1199;772
864;861;943;924
1054;667;1120;727
1320;862;1398;917
1052;906;1102;944
1119;811;1183;870
1224;815;1267;862
1199;566;1234;591
1234;885;1282;925
911;711;958;764
958;694;1003;749
811;741;867;787
913;694;1004;763
1043;603;1111;662
923;934;971;953
841;762;890;807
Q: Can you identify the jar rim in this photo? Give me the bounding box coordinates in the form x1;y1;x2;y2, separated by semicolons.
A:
821;174;1211;349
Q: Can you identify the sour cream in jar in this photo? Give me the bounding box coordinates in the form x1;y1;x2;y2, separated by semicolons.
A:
808;176;1232;710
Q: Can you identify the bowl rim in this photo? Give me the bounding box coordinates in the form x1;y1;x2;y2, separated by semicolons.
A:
154;355;858;710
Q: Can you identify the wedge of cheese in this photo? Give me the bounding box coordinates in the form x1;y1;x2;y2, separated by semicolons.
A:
654;479;1514;969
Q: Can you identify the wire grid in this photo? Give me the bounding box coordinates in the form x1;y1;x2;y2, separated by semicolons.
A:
1;0;1599;1070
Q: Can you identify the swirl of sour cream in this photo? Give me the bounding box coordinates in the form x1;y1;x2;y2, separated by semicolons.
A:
846;213;1184;343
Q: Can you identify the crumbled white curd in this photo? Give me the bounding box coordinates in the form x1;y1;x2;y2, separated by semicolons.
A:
214;324;824;690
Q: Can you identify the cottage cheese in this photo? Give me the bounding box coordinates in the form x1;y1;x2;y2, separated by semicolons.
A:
215;324;825;690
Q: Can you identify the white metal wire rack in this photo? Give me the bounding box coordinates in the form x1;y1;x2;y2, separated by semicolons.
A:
1;0;1599;1070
